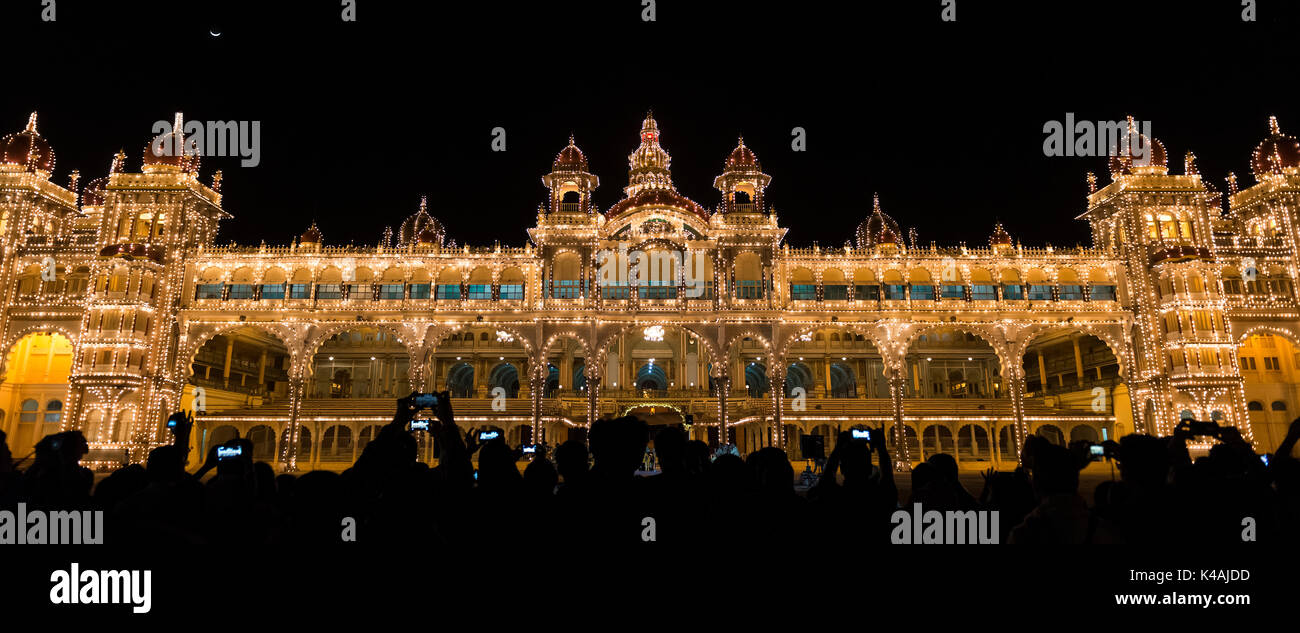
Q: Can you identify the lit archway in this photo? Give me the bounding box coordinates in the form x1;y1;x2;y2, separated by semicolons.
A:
0;331;73;454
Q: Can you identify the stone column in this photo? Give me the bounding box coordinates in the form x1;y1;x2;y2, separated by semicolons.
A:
888;366;910;470
282;374;307;472
1072;337;1085;386
716;375;730;446
223;336;234;387
769;364;786;448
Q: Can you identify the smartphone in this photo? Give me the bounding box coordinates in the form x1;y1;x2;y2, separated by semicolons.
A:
217;445;243;460
1261;454;1270;467
413;393;439;409
522;444;537;454
478;430;500;441
1184;420;1219;436
851;429;871;441
409;419;430;431
166;418;178;429
1089;444;1105;461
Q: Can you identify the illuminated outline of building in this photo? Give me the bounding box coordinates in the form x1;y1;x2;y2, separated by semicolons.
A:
3;111;1299;470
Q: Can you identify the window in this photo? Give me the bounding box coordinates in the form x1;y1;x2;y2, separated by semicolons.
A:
1222;279;1243;294
552;279;583;299
43;400;62;423
736;280;763;299
499;283;524;300
409;283;431;299
971;284;996;301
348;283;371;300
1271;400;1288;411
1028;285;1053;301
195;284;222;299
289;283;311;299
823;284;848;300
911;284;934;300
790;284;816;300
227;284;254;299
436;284;460;300
940;284;964;299
19;399;38;423
1247;400;1264;411
1003;284;1024;300
316;284;342;300
601;283;630;299
1059;285;1084;300
1264;356;1280;371
1090;285;1116;301
467;284;492;300
261;284;285;300
379;284;404;300
1241;356;1257;370
884;284;906;300
855;284;879;300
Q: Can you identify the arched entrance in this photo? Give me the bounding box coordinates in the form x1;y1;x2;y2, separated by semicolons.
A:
0;331;73;454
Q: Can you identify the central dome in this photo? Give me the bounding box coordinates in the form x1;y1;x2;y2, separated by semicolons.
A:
856;194;901;249
398;196;447;247
608;113;709;220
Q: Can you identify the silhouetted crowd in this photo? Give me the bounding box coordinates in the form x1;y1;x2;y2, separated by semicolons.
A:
2;391;1298;546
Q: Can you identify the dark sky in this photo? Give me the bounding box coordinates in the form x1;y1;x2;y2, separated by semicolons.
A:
3;0;1297;249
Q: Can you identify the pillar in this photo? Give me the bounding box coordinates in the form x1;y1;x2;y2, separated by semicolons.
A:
888;366;910;471
223;336;234;387
717;375;730;445
257;349;267;388
586;367;600;426
769;365;786;447
1007;363;1028;463
1072;337;1084;386
282;375;306;472
1036;350;1047;392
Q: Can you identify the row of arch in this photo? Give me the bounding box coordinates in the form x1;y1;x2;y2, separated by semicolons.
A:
197;265;528;286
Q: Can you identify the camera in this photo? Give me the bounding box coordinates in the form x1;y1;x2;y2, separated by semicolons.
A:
1088;443;1105;461
478;430;500;441
217;445;243;460
1261;454;1270;467
413;393;439;409
409;419;430;431
850;428;871;441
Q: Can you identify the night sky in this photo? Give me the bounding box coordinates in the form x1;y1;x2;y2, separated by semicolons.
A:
3;0;1297;250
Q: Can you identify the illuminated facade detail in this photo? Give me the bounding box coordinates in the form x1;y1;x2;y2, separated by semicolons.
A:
0;112;1289;470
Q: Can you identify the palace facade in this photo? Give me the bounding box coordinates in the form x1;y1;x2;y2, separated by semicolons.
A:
2;111;1299;470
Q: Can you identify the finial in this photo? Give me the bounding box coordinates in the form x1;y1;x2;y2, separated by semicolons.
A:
737;134;745;146
1086;171;1097;193
1226;172;1238;195
69;170;80;192
1269;115;1281;135
1184;151;1198;176
173;112;184;134
25;111;38;133
419;195;428;212
872;192;881;213
110;149;125;174
568;132;576;146
212;170;223;192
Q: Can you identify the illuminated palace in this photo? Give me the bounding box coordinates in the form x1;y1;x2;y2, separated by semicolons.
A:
2;110;1299;471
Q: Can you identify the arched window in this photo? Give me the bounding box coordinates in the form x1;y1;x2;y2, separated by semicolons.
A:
19;399;38;422
1247;401;1264;411
1271;400;1287;411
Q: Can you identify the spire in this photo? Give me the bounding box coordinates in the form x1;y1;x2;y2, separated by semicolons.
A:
25;111;37;134
625;112;673;196
1270;115;1281;135
110;149;125;173
419;195;428;213
1184;151;1198;176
